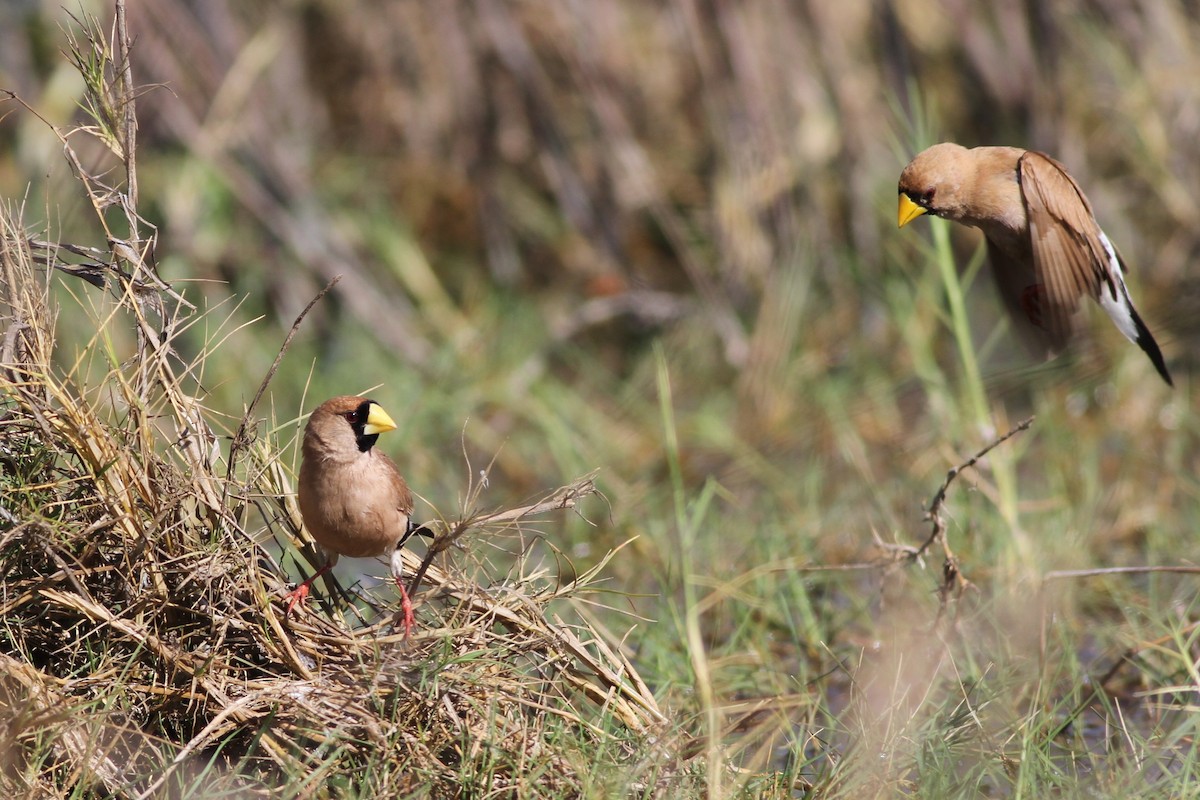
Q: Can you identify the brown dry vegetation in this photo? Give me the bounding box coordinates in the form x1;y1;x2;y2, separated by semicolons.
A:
1;1;1199;798
0;9;672;796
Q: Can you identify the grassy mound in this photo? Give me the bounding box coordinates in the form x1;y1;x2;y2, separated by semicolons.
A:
0;11;673;796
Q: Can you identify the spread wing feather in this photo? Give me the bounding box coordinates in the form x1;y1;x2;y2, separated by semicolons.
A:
1016;151;1110;348
1017;151;1172;384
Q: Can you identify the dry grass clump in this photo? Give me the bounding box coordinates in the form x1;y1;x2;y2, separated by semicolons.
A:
0;8;677;797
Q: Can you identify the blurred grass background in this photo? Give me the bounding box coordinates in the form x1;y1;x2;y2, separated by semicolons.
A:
2;0;1199;795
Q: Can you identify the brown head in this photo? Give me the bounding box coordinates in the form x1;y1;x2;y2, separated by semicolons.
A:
898;143;1025;232
302;395;398;463
897;142;976;227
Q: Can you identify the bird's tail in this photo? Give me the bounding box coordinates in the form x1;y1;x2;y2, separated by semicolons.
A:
398;519;435;548
1125;298;1174;386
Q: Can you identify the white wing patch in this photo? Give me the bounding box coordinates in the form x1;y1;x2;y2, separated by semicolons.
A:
1095;230;1138;344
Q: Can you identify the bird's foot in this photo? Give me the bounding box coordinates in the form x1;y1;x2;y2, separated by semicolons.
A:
283;581;311;615
283;562;331;616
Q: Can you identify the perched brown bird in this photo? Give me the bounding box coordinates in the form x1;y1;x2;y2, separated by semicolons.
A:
285;396;422;635
898;143;1172;385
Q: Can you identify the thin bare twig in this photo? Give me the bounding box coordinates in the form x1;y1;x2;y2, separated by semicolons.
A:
878;417;1036;561
919;416;1035;558
1044;565;1200;580
403;472;599;617
224;275;342;483
873;417;1035;611
115;0;137;209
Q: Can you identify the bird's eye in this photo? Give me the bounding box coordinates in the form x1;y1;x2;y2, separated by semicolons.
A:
922;189;936;205
344;410;360;424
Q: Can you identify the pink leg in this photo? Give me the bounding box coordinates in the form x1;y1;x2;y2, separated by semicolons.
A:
283;561;332;615
395;575;415;638
390;548;417;637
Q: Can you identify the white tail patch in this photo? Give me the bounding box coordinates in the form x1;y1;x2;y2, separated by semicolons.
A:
1096;230;1138;343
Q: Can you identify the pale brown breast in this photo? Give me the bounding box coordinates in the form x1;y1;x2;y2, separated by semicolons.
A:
298;448;413;559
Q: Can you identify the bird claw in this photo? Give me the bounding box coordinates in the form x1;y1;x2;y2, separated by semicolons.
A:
283;562;330;616
283;582;310;615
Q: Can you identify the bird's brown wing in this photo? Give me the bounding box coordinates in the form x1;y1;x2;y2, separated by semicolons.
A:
1016;151;1110;348
379;452;414;515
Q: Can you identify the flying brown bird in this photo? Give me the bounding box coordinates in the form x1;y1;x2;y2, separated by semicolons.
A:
285;396;423;635
898;142;1172;385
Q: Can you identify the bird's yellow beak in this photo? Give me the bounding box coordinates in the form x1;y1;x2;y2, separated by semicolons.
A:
897;193;928;228
364;403;398;436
